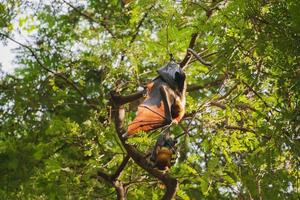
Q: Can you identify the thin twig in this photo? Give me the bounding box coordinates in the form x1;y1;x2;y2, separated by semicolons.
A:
187;48;212;66
129;5;155;44
62;0;115;38
224;125;255;133
120;4;155;61
180;33;198;69
187;75;226;92
242;80;269;108
0;32;98;110
215;82;239;101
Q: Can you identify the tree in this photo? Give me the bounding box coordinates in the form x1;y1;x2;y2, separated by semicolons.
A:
0;0;299;199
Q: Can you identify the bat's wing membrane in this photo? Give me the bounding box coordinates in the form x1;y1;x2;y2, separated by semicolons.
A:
127;105;167;136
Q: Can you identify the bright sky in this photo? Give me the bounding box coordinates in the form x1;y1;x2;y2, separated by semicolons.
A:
0;0;80;74
0;40;18;74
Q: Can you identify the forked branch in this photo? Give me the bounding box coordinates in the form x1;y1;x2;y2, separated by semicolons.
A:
96;155;130;200
180;33;198;68
110;94;178;200
187;48;212;66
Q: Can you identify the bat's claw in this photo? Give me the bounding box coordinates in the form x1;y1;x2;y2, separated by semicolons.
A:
122;132;129;139
163;167;170;173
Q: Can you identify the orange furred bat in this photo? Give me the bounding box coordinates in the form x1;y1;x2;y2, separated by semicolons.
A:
150;133;177;170
125;61;186;137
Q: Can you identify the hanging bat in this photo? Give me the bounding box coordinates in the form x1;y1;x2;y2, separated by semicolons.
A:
124;61;186;138
150;132;177;170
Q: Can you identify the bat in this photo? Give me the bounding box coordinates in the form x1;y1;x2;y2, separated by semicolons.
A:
150;133;177;170
124;60;186;137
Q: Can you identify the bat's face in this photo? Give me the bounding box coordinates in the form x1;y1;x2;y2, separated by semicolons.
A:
157;61;186;91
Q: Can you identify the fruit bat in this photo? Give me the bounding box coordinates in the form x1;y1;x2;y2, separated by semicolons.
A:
124;61;186;137
150;133;177;170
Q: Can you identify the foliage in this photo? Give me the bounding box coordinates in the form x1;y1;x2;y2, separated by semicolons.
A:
0;0;299;199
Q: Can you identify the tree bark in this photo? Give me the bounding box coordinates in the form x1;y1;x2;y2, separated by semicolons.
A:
110;96;179;200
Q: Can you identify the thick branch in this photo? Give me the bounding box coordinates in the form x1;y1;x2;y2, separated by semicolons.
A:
96;154;130;200
97;171;126;200
114;76;226;106
112;155;130;180
115;180;126;200
112;90;146;106
110;95;178;200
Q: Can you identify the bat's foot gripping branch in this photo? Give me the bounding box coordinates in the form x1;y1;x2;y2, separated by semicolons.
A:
122;132;129;139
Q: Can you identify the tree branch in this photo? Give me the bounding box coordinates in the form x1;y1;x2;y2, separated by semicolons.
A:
111;90;146;106
121;4;155;61
96;154;131;200
0;32;98;110
112;155;130;180
110;94;178;200
187;75;226;92
215;82;239;101
210;101;226;109
112;75;226;106
97;170;112;183
97;171;126;200
180;0;224;69
224;125;255;133
187;48;212;66
241;80;270;108
180;33;198;69
129;5;154;44
62;0;116;38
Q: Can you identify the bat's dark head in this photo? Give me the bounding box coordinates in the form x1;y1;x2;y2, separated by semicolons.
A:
157;61;186;92
165;136;177;149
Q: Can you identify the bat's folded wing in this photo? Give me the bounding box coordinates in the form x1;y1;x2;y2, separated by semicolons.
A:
127;105;166;136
